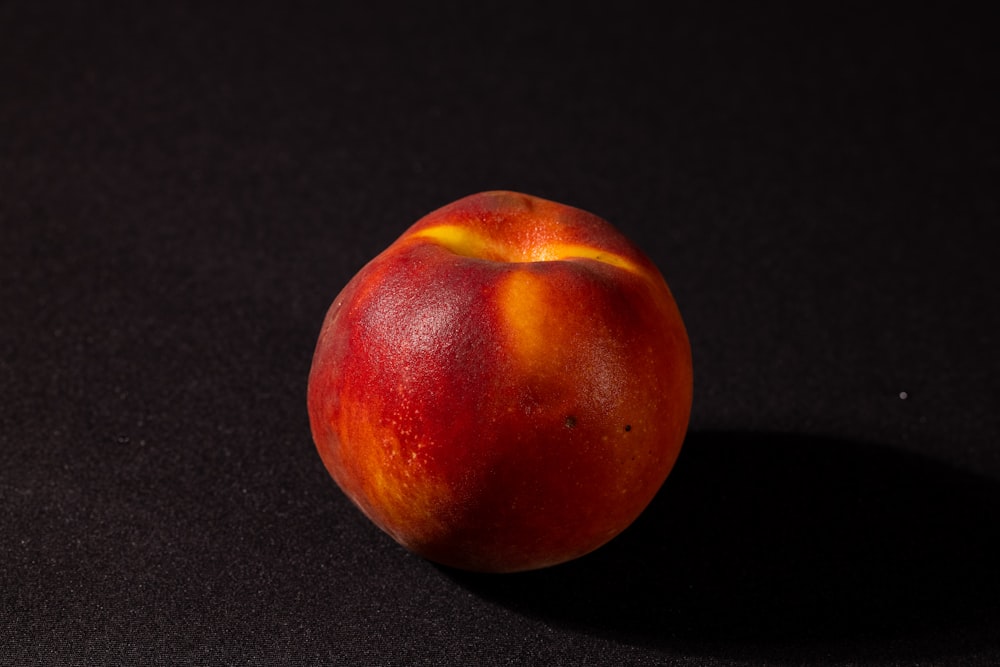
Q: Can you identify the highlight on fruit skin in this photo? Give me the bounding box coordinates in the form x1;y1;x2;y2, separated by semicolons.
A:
307;190;693;573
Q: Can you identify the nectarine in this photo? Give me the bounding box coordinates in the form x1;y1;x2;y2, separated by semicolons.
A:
307;191;692;572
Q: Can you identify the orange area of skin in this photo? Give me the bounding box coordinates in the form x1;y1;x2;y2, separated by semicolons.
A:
493;268;631;409
494;270;553;369
410;224;645;276
336;397;456;549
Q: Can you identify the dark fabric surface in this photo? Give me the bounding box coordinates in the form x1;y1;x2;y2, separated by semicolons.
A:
3;2;998;664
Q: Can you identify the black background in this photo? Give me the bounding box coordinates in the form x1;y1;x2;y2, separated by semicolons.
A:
3;2;998;665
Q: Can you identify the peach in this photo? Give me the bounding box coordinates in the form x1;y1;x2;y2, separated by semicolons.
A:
307;191;692;572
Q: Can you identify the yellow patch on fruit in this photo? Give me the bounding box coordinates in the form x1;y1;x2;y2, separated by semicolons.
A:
495;270;562;370
411;224;642;274
532;242;638;273
411;225;505;261
338;402;454;547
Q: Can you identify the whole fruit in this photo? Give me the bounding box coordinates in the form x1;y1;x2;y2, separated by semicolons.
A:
307;191;692;572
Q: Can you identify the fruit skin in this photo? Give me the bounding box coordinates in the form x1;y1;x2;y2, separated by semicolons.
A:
307;191;692;573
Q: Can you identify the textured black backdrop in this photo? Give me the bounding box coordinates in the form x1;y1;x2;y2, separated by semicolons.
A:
3;2;998;665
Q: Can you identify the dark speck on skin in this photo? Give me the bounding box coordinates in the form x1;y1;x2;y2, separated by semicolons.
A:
565;416;577;429
624;425;631;432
